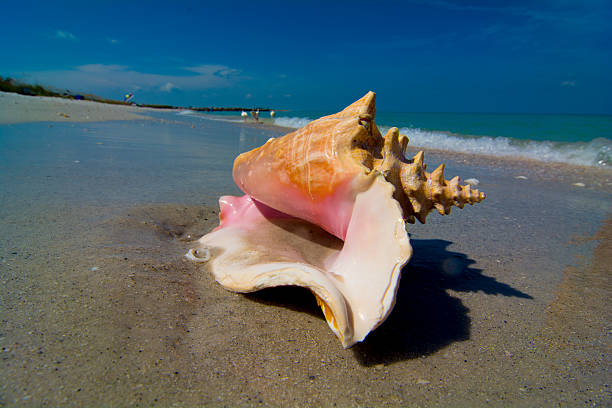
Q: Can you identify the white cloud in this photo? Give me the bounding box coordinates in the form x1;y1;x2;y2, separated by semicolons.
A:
184;65;243;80
78;64;127;73
55;30;77;40
561;80;576;87
16;64;245;94
160;82;177;92
107;38;120;44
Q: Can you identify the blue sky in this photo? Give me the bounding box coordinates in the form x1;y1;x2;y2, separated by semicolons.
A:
1;0;611;113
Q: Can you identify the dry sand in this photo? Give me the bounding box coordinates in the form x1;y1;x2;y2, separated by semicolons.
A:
0;95;610;407
0;91;151;124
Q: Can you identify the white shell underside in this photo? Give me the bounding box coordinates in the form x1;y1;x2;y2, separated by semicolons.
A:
190;174;412;348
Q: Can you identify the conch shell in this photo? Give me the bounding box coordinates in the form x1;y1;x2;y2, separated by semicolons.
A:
189;92;485;348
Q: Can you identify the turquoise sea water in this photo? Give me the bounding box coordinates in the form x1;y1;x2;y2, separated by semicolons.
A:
195;110;612;167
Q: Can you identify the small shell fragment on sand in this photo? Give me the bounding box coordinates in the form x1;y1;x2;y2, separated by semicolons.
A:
464;178;480;186
185;247;210;262
515;175;528;180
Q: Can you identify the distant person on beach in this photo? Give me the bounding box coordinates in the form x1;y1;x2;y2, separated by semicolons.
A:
241;111;247;122
250;110;260;122
270;110;275;118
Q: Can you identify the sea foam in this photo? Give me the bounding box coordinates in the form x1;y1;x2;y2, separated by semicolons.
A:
391;126;611;168
273;115;611;168
274;116;314;129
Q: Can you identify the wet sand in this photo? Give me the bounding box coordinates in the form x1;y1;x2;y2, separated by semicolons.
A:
0;98;610;407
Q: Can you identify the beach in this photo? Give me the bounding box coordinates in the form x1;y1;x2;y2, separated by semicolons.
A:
0;92;610;407
0;92;151;124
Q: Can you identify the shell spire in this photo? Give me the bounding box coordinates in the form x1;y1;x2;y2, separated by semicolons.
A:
372;127;486;224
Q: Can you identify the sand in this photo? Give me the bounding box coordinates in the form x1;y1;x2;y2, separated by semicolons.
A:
0;95;610;407
0;91;151;124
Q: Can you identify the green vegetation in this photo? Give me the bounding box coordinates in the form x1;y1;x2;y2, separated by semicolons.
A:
0;76;63;97
0;76;133;106
1;76;274;111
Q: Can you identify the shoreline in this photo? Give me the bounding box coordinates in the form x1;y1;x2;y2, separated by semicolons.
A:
0;91;159;124
3;89;611;180
189;110;612;176
182;109;612;193
1;90;610;406
0;90;277;124
404;145;612;194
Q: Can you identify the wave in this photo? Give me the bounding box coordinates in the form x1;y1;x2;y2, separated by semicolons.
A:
177;110;243;124
392;126;611;168
273;115;611;168
274;116;314;129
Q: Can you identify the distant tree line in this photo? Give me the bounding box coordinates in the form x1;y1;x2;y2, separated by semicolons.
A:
0;76;275;111
0;76;63;97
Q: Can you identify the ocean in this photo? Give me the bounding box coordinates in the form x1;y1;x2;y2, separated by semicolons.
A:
194;110;612;168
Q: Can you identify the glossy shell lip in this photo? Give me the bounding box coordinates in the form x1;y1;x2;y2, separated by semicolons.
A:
189;175;411;348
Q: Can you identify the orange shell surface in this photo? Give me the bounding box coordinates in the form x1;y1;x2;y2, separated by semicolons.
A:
233;92;380;238
232;91;486;239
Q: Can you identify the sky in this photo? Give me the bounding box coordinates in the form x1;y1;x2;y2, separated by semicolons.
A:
1;0;611;113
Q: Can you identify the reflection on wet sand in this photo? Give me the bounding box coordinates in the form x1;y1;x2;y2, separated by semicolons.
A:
1;112;610;406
